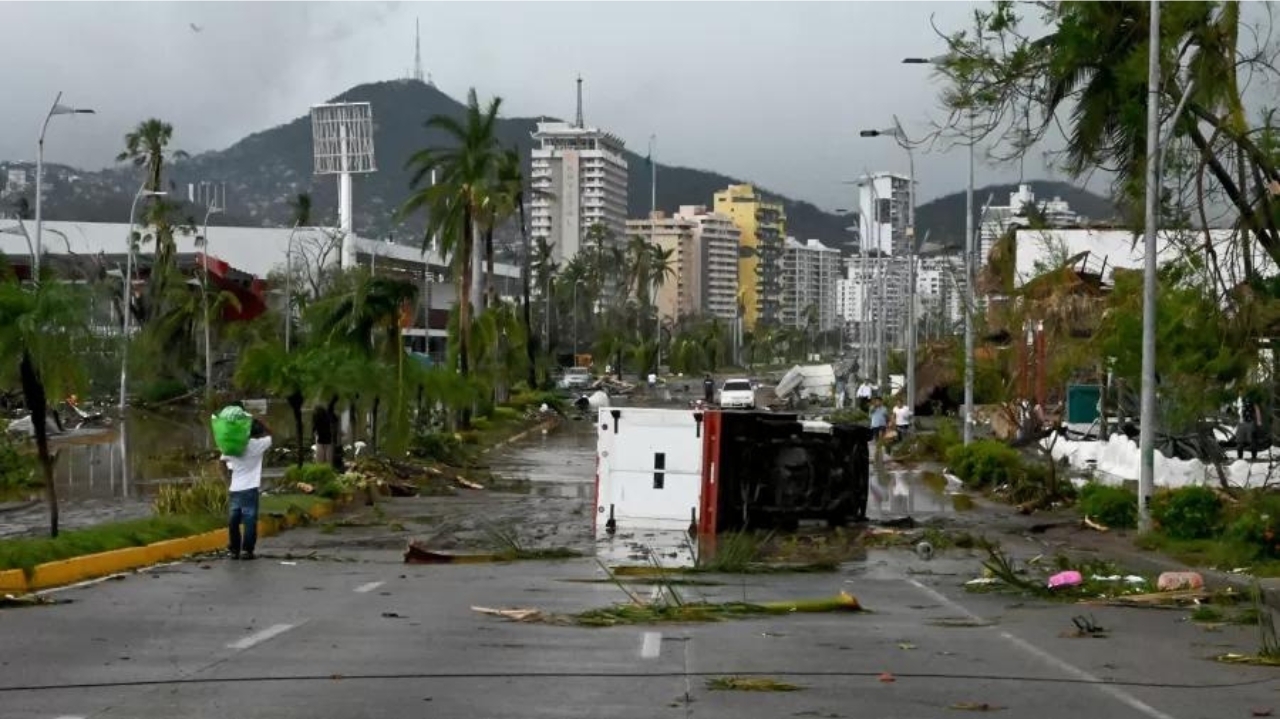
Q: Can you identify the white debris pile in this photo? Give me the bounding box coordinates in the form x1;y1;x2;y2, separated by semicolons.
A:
1045;432;1277;489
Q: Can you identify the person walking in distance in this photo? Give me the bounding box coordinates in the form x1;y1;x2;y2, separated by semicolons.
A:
893;396;914;443
312;404;334;465
869;397;888;442
703;374;715;405
1238;389;1263;461
223;417;272;560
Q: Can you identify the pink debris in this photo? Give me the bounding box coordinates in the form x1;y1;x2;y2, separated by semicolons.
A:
1048;570;1083;589
1156;571;1204;592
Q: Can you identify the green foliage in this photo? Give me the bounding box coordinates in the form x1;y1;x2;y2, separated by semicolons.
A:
1152;486;1224;540
946;440;1022;489
0;422;36;494
152;478;229;517
1078;483;1138;529
410;431;464;464
489;406;521;422
137;378;189;405
508;389;564;413
894;419;961;461
283;463;341;497
0;514;223;576
828;407;868;424
1224;492;1280;559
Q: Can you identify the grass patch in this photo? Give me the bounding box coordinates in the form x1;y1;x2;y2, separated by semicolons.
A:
0;514;223;576
261;493;330;516
1190;605;1224;623
694;530;857;573
706;677;802;692
558;577;726;587
1135;532;1280;577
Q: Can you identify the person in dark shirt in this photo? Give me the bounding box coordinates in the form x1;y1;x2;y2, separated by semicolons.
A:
1239;391;1263;461
703;375;715;404
313;405;334;464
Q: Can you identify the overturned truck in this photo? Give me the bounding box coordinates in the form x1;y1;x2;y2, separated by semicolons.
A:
593;408;870;543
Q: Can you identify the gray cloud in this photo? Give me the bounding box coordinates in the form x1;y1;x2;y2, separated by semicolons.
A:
0;1;1087;215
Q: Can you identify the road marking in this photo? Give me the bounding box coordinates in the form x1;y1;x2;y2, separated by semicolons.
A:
354;581;385;594
53;715;87;719
640;631;662;659
906;579;1177;719
226;623;296;651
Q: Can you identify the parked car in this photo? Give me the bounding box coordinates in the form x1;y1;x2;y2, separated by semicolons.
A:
718;378;756;409
558;366;594;390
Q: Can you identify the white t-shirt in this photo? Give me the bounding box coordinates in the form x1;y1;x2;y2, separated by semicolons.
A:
856;383;873;399
223;436;273;492
893;405;913;427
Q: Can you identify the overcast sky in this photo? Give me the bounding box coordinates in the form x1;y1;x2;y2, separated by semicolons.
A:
1;1;1083;211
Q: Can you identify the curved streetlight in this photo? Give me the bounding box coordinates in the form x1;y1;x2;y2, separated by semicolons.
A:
118;186;167;414
860;117;919;411
35;92;94;281
200;203;223;404
902;52;976;446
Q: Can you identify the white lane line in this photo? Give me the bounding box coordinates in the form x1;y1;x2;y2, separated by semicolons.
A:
226;623;296;651
354;581;385;594
640;631;663;659
906;579;1177;719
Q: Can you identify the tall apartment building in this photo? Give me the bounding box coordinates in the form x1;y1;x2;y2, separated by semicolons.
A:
978;183;1083;268
675;205;740;322
626;206;742;324
781;238;842;331
713;184;785;329
529;121;628;265
857;172;912;256
916;255;967;336
626;212;696;323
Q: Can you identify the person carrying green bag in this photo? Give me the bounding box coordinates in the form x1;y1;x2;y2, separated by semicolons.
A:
214;402;272;560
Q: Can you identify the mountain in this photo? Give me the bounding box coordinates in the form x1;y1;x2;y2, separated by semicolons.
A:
914;181;1118;251
1;80;1112;262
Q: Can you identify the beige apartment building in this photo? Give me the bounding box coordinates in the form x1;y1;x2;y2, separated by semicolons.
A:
625;205;741;324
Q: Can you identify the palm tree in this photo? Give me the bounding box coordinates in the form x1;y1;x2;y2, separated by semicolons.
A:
234;340;313;468
401;89;504;376
0;278;88;537
495;148;538;388
118;119;187;193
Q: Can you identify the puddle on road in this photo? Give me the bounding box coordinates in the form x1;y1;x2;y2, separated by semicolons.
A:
869;469;972;519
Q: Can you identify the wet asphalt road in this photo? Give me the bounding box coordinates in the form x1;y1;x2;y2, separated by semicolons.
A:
4;420;1280;718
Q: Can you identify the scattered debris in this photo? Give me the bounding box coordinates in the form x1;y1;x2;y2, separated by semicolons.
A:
878;672;896;683
471;606;544;622
916;542;935;560
1251;709;1273;717
1157;571;1204;592
1082;516;1109;532
0;593;64;608
928;617;993;628
898;643;917;650
1060;614;1108;638
1048;571;1083;589
706;677;802;692
965;578;1001;588
1101;589;1209;608
950;702;1005;712
404;540;499;565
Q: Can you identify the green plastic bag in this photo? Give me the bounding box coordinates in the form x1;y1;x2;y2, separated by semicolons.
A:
211;406;253;456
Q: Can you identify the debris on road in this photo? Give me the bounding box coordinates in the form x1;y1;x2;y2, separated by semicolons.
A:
878;672;896;683
1047;570;1083;589
404;540;499;564
949;702;1005;712
1060;614;1107;638
706;676;803;692
1082;516;1109;532
471;606;543;622
1157;571;1205;591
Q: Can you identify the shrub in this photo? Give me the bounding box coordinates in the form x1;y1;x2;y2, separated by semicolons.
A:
490;406;521;423
470;416;493;431
137;378;189;405
828;407;868;425
410;431;464;463
153;478;229;517
1078;483;1137;529
895;419;961;461
0;422;36;493
1152;486;1224;540
1224;492;1280;559
507;389;565;413
283;463;341;497
946;440;1022;489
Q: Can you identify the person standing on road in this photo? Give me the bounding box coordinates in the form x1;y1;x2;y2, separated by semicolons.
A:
893;397;913;442
703;374;715;405
1238;389;1263;461
223;417;272;560
869;397;888;441
856;380;873;411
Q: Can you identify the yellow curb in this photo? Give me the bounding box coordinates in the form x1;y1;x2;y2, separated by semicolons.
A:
0;498;339;594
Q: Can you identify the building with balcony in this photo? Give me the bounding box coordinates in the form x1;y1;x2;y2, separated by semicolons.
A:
626;212;696;324
856;172;912;256
978;183;1085;269
626;206;742;325
713;184;786;329
529;121;628;265
781;237;842;332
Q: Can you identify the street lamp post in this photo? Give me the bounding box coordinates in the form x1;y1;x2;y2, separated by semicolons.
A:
200;203;223;405
119;186;167;414
1138;0;1162;531
904;54;975;445
860;118;918;410
284;223;302;353
35;92;94;281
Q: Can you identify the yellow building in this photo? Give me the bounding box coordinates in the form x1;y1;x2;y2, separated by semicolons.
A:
713;184;786;329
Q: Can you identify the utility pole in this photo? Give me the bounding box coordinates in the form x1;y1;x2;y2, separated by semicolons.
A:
1138;0;1162;531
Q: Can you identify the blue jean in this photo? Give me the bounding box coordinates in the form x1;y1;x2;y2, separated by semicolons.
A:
228;488;260;555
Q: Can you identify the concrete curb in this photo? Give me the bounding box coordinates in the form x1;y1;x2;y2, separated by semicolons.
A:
0;500;336;594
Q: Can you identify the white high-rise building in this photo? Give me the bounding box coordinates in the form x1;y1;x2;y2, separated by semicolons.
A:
857;172;912;256
979;183;1083;268
781;238;842;331
530;120;628;265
